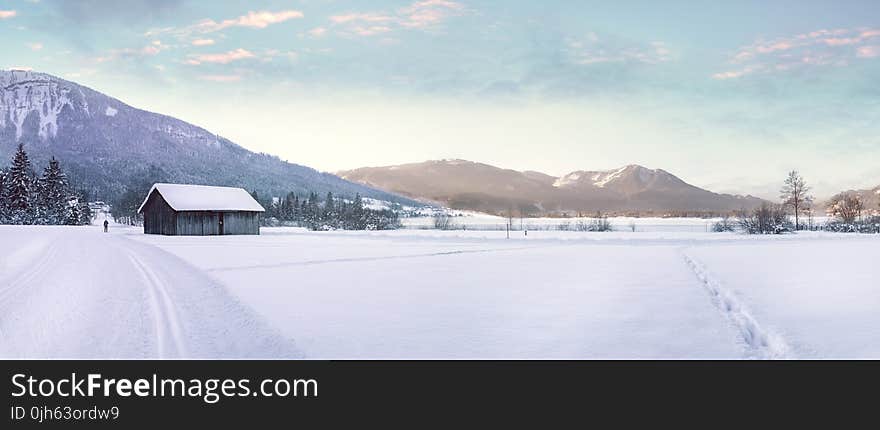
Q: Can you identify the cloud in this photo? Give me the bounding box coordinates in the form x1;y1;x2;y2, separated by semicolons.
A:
565;35;673;66
27;42;43;51
186;48;256;65
857;45;880;58
398;0;466;28
191;39;215;46
191;10;304;33
328;0;466;37
0;10;16;19
715;27;880;79
307;27;327;38
149;10;303;40
95;42;166;63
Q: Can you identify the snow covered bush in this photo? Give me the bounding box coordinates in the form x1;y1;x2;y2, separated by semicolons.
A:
739;203;792;234
712;216;736;232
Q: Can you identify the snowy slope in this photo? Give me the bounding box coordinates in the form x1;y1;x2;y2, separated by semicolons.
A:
0;223;299;358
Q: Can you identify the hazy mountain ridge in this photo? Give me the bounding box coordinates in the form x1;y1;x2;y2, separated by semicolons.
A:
0;70;415;205
339;160;768;215
820;185;880;213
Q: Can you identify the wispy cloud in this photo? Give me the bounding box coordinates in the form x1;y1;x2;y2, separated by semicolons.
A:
186;48;255;65
191;10;304;33
27;42;43;51
565;34;673;66
191;39;215;46
307;27;327;38
147;10;304;41
857;45;880;58
329;0;467;37
714;27;880;79
95;42;166;63
0;10;17;19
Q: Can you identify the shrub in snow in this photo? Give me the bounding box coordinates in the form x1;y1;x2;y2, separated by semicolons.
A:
712;216;736;232
738;203;792;234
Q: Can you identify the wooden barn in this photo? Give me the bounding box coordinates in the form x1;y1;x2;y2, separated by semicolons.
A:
138;183;265;236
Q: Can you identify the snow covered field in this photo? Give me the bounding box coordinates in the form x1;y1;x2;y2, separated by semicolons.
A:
2;219;878;359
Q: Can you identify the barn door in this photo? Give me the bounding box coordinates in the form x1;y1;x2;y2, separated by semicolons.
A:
219;213;225;235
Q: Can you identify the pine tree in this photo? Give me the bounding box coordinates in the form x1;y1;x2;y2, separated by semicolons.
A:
64;194;81;225
0;169;8;223
78;195;93;225
5;144;36;224
38;157;69;225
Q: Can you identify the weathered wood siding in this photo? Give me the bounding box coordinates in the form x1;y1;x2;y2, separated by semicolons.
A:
173;211;260;236
221;212;261;235
142;191;178;235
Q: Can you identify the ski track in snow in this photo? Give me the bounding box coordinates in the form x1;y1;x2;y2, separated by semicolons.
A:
681;250;793;359
126;252;187;358
0;226;299;358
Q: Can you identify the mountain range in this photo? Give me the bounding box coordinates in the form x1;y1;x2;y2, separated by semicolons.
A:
0;69;414;205
339;160;769;215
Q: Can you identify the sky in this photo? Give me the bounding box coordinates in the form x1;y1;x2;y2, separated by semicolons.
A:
1;0;879;198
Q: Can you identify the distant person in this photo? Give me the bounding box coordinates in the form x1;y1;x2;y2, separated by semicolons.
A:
103;219;109;233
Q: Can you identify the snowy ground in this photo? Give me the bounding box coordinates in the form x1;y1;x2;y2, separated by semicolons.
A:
2;215;878;359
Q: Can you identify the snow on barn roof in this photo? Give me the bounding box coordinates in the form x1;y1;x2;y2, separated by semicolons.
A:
138;183;266;213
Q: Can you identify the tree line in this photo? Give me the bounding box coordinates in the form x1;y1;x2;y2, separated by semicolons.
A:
714;170;880;234
256;190;401;231
0;144;92;226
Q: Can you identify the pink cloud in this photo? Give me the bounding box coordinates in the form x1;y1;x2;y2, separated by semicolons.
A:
755;41;793;53
155;10;304;37
823;37;860;46
330;13;394;24
187;48;256;65
0;10;16;19
26;42;43;51
191;39;215;46
398;0;465;28
329;0;465;36
352;26;393;36
857;45;880;58
717;27;880;79
308;27;327;37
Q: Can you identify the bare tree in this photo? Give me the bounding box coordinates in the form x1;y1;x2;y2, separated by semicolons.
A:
828;193;864;224
433;212;454;230
780;170;813;231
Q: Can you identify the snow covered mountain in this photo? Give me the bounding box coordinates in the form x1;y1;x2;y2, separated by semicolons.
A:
0;69;414;204
339;159;767;215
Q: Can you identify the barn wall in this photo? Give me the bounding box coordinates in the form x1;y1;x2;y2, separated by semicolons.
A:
176;211;221;236
172;211;260;235
142;191;177;235
223;212;260;235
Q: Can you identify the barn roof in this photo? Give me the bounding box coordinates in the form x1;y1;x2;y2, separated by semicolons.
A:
138;183;266;213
